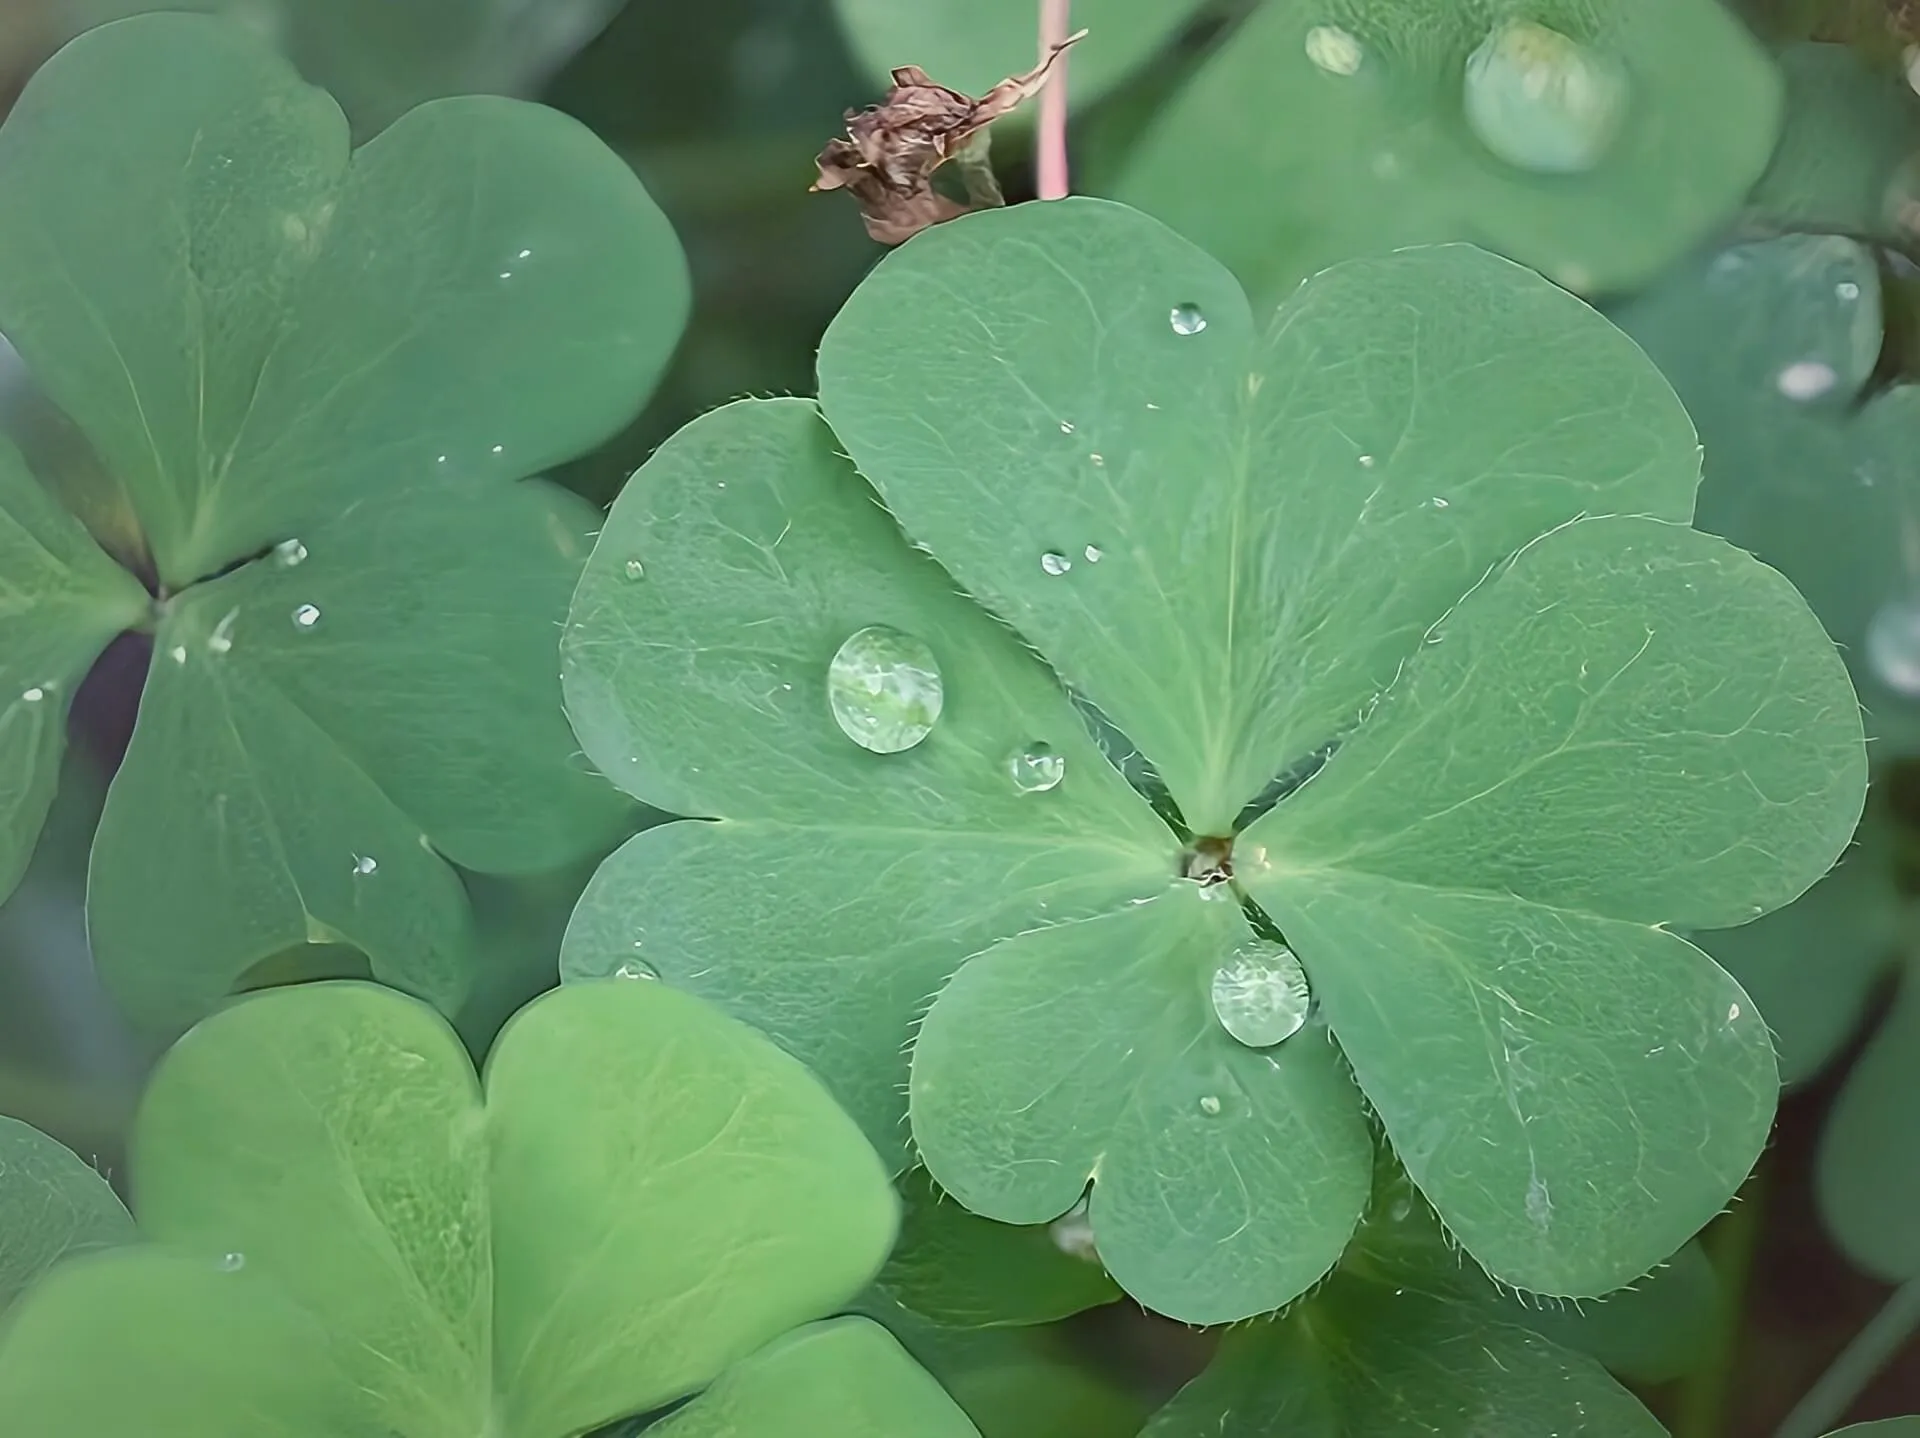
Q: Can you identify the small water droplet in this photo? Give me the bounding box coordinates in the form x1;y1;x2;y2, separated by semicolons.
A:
827;625;944;753
498;271;514;281
218;1252;245;1272
1083;544;1103;563
1777;360;1838;401
1727;1002;1741;1022
208;608;238;654
615;960;659;980
272;538;307;568
1838;281;1862;301
1008;742;1066;793
169;646;187;664
352;854;377;876
1463;21;1628;175
292;603;322;631
1210;941;1311;1048
1358;454;1376;468
1040;551;1072;576
1049;1199;1099;1262
1869;596;1920;695
1388;1197;1413;1222
1198;1094;1223;1116
1169;303;1208;336
436;454;449;465
622;557;646;581
1304;24;1364;76
1059;420;1075;434
20;686;43;703
491;445;505;455
1430;496;1450;509
1089;452;1105;467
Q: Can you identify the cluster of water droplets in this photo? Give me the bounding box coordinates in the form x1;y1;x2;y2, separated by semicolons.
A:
1462;20;1628;175
1209;940;1312;1048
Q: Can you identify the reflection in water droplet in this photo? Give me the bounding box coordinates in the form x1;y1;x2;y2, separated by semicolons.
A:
1089;453;1105;467
352;854;378;876
1198;1095;1222;1116
1084;545;1103;563
219;1252;245;1272
1041;551;1072;576
20;687;43;703
1777;360;1838;401
1008;742;1066;793
1210;941;1312;1048
1169;303;1208;336
622;557;646;581
292;603;322;631
827;625;944;753
1304;24;1364;76
1463;21;1628;175
272;538;308;568
1838;281;1862;301
1358;454;1376;468
1430;496;1450;509
1059;421;1075;434
1869;596;1920;696
615;960;659;980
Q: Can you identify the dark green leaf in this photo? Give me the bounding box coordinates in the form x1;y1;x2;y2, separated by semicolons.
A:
1747;43;1920;238
1819;957;1920;1281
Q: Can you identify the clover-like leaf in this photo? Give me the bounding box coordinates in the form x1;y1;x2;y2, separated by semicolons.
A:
1613;233;1920;754
0;1116;134;1314
0;979;975;1437
565;198;1862;1320
0;437;148;907
1818;955;1920;1283
0;14;688;1025
830;0;1210;111
1110;0;1781;305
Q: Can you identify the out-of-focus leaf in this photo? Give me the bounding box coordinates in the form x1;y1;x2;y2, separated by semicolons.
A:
1819;957;1920;1281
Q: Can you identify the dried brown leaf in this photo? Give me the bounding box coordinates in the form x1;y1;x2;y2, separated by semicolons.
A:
812;29;1087;245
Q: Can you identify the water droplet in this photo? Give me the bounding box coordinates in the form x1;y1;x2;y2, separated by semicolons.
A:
169;646;187;664
622;557;646;581
1463;21;1628;175
1198;1095;1223;1116
498;271;514;281
1838;281;1862;301
517;248;533;260
1008;742;1066;793
352;854;377;876
1869;596;1920;696
218;1252;245;1272
615;960;659;980
1777;360;1838;401
292;603;322;631
1358;454;1376;468
1430;496;1450;509
1089;453;1105;467
1083;545;1103;563
1304;24;1364;76
1040;551;1072;576
1210;941;1311;1048
1388;1197;1413;1223
491;445;505;455
272;538;307;568
1169;303;1208;336
1049;1199;1099;1262
827;625;944;753
20;686;43;703
1059;420;1075;434
208;608;238;654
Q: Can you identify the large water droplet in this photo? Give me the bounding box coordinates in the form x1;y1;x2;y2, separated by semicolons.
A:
1304;24;1364;76
1008;742;1066;793
292;603;322;631
1463;21;1628;175
272;538;307;568
827;625;944;753
1210;941;1311;1048
1169;303;1208;336
1040;551;1072;576
1869;596;1920;696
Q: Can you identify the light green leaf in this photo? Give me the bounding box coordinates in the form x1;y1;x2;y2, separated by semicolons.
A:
0;439;147;906
830;0;1209;107
650;1318;982;1438
1245;515;1856;1293
560;397;1171;1162
0;979;907;1437
876;1168;1121;1329
0;1116;134;1314
0;12;685;588
910;882;1372;1324
1819;958;1920;1282
818;199;1699;837
1110;0;1781;306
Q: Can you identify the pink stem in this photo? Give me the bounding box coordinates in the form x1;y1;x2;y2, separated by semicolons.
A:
1037;0;1071;200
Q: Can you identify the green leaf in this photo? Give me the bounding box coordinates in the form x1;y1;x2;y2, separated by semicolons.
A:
649;1318;982;1438
1825;1422;1920;1436
0;979;909;1437
876;1168;1121;1329
1819;957;1920;1282
910;882;1371;1324
1693;804;1902;1087
1747;43;1920;238
817;200;1701;838
1110;0;1781;306
0;1116;134;1314
560;397;1171;1159
1513;1237;1719;1384
0;439;147;906
1612;233;1920;753
1140;1283;1664;1436
830;0;1210;107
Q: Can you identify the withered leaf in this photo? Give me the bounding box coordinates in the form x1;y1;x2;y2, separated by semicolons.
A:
814;29;1087;245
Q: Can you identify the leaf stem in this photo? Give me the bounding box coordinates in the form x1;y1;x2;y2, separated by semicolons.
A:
1675;1172;1767;1438
1036;0;1071;199
1775;1275;1920;1438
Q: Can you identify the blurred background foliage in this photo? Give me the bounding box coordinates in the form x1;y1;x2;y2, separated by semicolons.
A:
4;0;1920;1433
